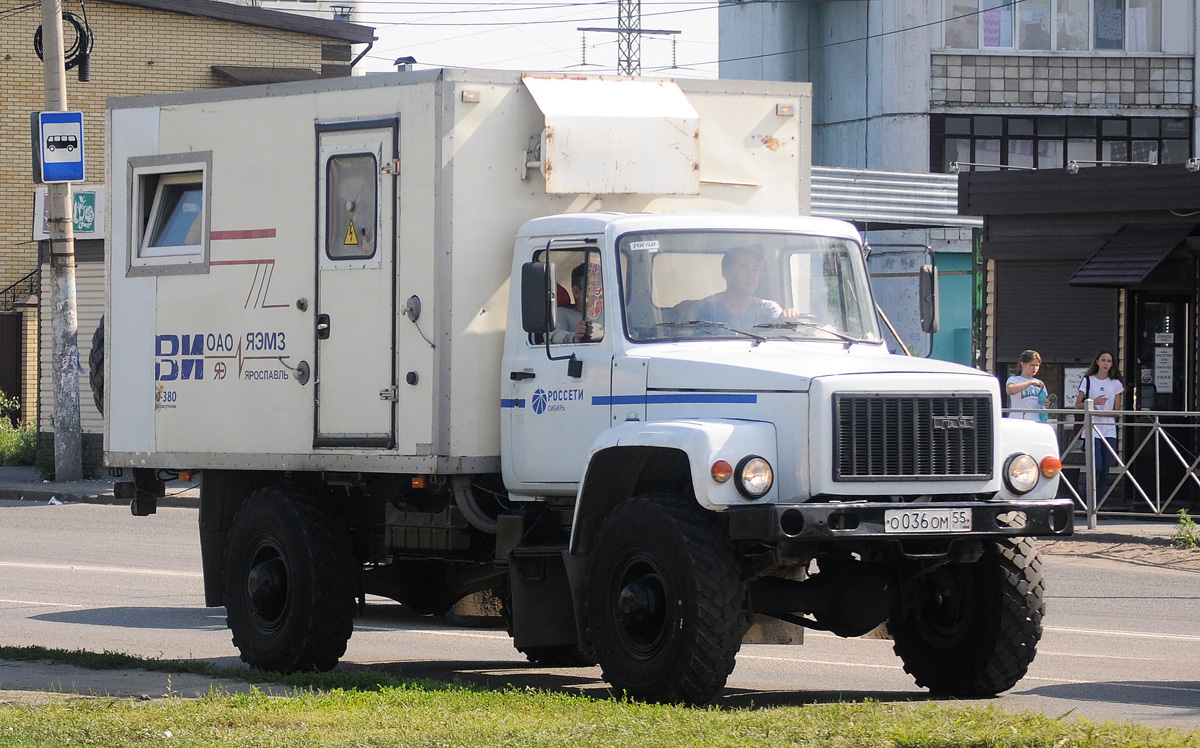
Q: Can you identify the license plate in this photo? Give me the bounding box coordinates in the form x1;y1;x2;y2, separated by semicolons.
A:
883;508;972;534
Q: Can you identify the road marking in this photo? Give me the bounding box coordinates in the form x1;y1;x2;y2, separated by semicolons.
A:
354;626;509;639
1046;625;1200;642
808;625;1200;643
0;598;85;608
0;561;202;579
738;653;897;671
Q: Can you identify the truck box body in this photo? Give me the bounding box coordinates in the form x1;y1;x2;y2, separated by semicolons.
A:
105;70;811;472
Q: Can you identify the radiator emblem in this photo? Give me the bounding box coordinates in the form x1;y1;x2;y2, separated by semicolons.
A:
932;415;976;430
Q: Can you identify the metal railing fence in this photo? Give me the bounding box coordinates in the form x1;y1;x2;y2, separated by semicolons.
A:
1006;399;1200;529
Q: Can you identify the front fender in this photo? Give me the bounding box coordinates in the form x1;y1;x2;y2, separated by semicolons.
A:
996;418;1061;500
586;418;779;510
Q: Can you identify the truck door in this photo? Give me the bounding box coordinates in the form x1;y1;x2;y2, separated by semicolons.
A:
507;246;613;484
314;120;397;447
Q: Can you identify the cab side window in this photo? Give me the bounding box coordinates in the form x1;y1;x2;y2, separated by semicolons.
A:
531;249;604;345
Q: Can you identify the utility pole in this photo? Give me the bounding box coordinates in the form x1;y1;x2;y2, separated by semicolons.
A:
40;0;83;481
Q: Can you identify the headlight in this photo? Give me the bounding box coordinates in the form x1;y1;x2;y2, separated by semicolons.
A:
1004;453;1039;495
736;456;773;499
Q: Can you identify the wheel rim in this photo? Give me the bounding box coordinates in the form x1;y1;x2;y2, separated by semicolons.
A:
611;551;672;659
916;566;975;646
245;538;290;634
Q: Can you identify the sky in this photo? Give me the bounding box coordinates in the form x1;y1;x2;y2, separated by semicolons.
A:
349;1;719;78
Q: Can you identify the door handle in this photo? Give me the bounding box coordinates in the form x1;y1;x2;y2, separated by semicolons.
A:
316;313;331;340
510;371;535;381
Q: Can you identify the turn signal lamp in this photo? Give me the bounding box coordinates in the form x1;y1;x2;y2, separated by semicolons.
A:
711;460;733;483
1040;456;1062;478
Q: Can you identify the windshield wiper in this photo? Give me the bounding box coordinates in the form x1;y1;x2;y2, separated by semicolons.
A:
755;320;867;346
657;320;766;345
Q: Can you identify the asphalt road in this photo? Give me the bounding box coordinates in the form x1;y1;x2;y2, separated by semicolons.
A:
1;500;1197;728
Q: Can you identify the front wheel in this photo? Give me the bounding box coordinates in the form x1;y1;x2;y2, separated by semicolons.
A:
585;495;745;705
890;537;1045;696
223;487;356;672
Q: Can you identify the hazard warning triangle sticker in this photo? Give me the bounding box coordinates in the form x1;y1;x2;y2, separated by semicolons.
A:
344;221;359;246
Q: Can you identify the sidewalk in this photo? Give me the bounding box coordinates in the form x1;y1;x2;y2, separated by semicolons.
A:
0;464;199;507
0;464;1180;545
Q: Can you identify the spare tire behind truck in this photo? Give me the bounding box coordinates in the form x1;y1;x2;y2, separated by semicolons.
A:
88;315;104;415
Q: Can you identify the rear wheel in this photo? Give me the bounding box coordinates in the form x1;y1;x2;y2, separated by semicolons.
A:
890;537;1045;696
88;316;104;415
585;495;745;705
223;487;356;672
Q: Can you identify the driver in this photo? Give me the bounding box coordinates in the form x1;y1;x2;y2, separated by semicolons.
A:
693;246;794;329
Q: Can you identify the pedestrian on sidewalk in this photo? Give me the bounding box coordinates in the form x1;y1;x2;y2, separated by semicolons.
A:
1075;350;1124;502
1006;350;1048;421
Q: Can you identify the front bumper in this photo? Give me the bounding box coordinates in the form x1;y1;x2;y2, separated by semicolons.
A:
727;498;1074;542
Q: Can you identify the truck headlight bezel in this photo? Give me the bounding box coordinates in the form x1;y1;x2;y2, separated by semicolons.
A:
1003;453;1040;495
735;455;773;499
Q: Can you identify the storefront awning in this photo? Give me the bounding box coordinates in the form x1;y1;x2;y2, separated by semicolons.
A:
1068;222;1198;287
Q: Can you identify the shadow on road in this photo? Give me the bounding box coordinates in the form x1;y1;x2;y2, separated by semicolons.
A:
31;606;227;631
1024;681;1200;713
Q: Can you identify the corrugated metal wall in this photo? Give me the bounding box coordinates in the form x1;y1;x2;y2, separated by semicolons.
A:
992;260;1119;367
38;250;104;436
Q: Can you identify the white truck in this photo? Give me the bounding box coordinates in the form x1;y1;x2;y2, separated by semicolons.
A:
100;69;1072;705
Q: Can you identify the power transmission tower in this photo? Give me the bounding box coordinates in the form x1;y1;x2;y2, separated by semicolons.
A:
579;0;679;76
616;0;641;75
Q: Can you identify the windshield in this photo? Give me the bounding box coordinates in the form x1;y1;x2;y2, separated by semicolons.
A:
617;230;880;343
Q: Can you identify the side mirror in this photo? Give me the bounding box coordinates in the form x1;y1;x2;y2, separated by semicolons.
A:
521;261;557;335
919;264;939;334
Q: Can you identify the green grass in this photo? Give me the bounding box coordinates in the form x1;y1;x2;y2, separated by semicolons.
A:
1172;509;1200;550
0;390;35;467
0;647;1198;748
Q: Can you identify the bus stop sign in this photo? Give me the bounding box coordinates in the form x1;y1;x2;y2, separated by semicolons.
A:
36;111;85;183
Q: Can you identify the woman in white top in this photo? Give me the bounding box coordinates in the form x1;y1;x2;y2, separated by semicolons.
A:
1074;350;1124;501
1005;350;1046;420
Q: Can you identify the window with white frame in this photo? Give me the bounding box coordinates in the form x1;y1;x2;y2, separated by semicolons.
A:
127;152;211;276
943;0;1168;52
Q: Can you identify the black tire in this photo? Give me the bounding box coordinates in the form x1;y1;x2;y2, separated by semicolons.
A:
223;487;356;672
88;316;104;415
585;495;745;705
890;537;1045;697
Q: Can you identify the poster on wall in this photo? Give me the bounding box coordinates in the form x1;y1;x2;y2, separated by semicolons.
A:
1063;366;1088;408
1155;346;1174;393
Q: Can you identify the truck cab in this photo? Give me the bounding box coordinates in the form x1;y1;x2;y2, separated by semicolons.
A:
495;211;1071;704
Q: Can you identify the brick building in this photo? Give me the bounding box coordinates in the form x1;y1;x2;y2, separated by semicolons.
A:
0;0;372;443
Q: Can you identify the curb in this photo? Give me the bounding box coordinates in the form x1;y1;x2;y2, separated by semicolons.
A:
0;485;199;508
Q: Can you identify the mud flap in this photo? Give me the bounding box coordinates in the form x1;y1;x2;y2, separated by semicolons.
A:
508;550;579;651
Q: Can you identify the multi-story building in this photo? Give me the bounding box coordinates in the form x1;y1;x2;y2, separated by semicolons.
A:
719;0;1195;400
0;0;372;448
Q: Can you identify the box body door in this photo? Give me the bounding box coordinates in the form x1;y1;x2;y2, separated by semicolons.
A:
314;120;397;447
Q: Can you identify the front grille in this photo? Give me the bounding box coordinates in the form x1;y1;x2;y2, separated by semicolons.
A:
834;394;993;481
